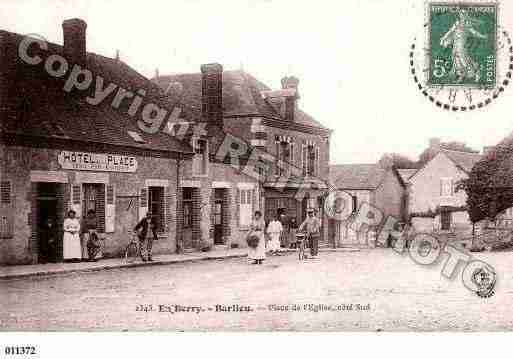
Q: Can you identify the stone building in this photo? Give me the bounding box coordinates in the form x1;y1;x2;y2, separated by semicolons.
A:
328;163;406;247
0;19;195;264
155;68;333;246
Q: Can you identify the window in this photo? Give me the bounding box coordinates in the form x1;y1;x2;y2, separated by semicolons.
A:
183;188;193;229
0;181;11;204
352;195;358;213
307;145;316;176
440;178;454;197
276;141;292;176
149;186;164;233
239;189;253;227
302;144;318;177
82;183;105;232
302;146;308;176
441;208;451;230
193;139;208;176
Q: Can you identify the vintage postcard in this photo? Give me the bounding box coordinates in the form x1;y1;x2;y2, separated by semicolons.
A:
1;0;513;341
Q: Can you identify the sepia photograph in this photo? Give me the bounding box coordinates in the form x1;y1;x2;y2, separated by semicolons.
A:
1;0;513;346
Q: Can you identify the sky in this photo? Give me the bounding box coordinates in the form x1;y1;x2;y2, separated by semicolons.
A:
1;0;513;164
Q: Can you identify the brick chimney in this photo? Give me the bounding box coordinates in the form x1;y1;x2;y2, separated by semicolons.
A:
62;18;87;66
201;63;223;127
281;76;299;122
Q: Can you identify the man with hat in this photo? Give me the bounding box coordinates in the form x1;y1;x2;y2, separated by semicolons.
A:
134;211;158;262
298;208;322;258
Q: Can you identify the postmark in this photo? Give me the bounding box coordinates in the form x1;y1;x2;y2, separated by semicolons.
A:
410;0;513;111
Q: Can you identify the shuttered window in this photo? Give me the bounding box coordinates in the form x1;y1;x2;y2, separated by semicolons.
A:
105;184;115;233
239;189;253;227
0;181;13;238
149;186;165;233
0;181;11;204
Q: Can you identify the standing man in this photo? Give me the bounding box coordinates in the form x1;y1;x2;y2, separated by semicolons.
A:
134;212;158;262
299;208;321;258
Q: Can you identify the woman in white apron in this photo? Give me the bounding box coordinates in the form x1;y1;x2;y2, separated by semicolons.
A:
248;211;266;265
266;216;283;255
63;210;81;262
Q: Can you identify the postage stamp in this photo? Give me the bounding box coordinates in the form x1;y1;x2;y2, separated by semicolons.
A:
428;2;498;88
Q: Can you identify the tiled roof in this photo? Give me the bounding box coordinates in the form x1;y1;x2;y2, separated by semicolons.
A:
397;169;417;183
153;70;328;129
329;164;387;190
441;149;482;173
0;30;193;154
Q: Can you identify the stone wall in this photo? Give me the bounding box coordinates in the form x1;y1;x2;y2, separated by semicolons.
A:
0;145;183;265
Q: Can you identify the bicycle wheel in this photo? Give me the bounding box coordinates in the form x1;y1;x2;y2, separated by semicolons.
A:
124;242;139;263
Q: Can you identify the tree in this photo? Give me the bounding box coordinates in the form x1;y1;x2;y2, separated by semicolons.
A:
379;153;419;169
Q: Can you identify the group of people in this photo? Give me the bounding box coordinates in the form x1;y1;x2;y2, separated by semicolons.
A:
247;208;322;265
39;209;158;264
37;209;102;264
62;209;102;262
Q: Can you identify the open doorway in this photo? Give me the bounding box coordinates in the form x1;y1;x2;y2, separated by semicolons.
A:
213;188;225;245
36;183;59;263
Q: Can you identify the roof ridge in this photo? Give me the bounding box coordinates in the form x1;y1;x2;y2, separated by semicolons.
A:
440;148;481;156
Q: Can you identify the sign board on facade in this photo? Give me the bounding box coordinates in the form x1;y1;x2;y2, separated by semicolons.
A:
58;151;137;173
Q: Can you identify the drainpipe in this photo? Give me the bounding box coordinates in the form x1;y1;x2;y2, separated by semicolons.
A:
176;152;184;254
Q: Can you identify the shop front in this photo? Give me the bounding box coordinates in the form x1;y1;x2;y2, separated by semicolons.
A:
0;143;188;265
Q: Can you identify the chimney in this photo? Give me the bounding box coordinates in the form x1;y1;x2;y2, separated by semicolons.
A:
429;137;441;151
62;18;87;66
281;76;299;122
201;63;223;127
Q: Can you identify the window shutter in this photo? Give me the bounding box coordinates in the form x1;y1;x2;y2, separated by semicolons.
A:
71;184;82;219
139;187;148;220
0;181;11;204
97;185;106;232
315;147;320;177
275;142;280;176
251;189;256;215
236;188;240;226
105;184;115;233
164;186;172;233
301;145;305;176
0;181;13;238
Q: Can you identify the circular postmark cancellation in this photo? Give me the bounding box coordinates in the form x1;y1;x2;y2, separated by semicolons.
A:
410;0;513;111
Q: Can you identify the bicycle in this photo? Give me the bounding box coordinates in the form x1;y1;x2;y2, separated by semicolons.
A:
124;232;141;263
296;232;308;261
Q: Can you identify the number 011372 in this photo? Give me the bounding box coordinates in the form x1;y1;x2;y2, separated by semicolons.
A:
3;346;37;356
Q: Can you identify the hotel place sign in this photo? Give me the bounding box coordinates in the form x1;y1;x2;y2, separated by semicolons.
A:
58;151;138;173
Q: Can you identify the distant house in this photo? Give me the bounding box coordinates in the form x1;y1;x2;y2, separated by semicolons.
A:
406;148;482;235
329;163;406;247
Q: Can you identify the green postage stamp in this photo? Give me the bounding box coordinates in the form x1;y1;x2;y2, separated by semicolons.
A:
428;2;497;87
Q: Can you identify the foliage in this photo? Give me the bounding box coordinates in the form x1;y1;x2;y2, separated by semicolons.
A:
409;205;468;220
379;153;419;169
463;145;513;223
